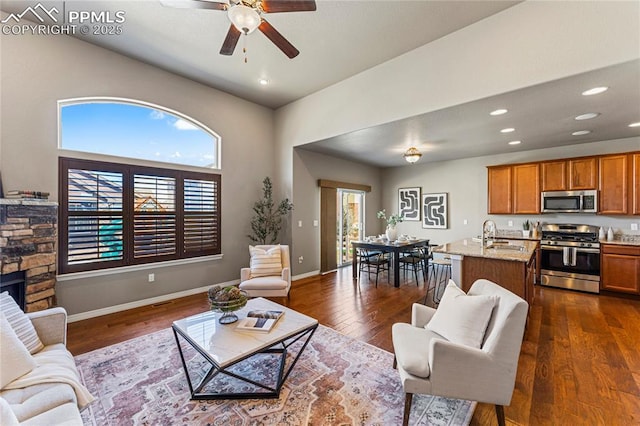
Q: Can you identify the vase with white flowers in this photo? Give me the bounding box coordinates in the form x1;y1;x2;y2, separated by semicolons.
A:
377;209;403;241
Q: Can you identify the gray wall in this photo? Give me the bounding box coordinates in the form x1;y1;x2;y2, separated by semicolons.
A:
381;137;640;246
1;23;276;315
291;148;382;275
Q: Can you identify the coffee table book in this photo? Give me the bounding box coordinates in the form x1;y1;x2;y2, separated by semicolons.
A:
236;310;284;332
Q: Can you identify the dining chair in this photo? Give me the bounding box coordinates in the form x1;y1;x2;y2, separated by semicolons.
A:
399;245;429;286
357;248;389;287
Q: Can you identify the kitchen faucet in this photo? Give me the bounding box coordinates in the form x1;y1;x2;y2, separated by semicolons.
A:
482;220;496;247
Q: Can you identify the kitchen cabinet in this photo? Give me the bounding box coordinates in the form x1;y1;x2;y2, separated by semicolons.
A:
569;157;597;189
541;158;597;191
601;244;640;294
633;153;640;215
488;164;539;214
541;161;567;191
513;164;540;213
487;166;512;214
599;154;629;215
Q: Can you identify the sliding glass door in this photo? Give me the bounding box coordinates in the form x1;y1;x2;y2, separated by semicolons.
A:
337;189;364;266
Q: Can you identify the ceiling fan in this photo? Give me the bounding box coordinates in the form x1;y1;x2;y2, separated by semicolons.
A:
164;0;317;59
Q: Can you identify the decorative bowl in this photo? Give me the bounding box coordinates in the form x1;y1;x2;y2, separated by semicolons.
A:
209;289;248;324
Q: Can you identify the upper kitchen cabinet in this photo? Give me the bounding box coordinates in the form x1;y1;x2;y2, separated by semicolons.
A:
488;164;539;214
541;160;567;191
599;154;629;215
541;157;597;191
513;163;540;214
487;165;512;214
569;158;598;190
633;153;640;215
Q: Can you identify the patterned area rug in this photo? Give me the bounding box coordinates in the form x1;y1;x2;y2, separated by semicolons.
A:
76;325;475;425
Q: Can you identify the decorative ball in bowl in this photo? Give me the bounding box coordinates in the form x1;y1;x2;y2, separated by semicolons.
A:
208;285;248;324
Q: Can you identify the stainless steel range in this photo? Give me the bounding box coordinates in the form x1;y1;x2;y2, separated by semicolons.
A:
540;224;600;294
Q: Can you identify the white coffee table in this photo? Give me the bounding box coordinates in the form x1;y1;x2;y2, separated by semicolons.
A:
172;297;318;400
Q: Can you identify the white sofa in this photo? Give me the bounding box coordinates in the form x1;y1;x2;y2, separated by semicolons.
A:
1;306;89;425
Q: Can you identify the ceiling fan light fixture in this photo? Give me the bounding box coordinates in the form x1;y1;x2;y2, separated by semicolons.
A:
228;4;261;34
403;147;422;164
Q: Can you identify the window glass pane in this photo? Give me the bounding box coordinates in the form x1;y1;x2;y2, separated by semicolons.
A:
60;100;219;168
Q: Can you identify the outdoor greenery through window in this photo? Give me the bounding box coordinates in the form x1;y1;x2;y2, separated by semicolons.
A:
59;158;221;274
59;98;220;169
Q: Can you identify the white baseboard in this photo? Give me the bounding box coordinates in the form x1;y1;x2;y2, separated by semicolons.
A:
293;270;320;280
67;279;240;323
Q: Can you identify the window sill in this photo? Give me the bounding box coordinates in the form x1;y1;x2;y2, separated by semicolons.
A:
56;254;223;282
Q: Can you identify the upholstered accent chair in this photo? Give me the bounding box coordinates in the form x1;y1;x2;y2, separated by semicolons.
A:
392;279;529;426
239;245;291;299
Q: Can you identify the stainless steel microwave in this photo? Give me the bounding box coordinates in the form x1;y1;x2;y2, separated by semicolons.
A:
541;190;598;213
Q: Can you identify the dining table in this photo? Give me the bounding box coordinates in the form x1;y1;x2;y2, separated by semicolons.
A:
351;238;430;287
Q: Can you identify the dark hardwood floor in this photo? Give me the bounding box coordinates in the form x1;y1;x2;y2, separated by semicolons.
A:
67;267;640;425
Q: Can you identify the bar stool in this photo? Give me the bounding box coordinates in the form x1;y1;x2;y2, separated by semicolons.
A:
429;255;452;304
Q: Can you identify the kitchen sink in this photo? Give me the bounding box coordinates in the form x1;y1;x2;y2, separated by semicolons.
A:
487;244;525;252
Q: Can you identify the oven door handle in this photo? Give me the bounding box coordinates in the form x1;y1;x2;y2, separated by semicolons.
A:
574;247;600;254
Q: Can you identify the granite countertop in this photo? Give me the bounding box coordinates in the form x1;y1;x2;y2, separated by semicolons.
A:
600;237;640;247
434;238;538;263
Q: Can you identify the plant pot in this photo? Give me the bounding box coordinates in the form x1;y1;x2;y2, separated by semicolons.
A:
386;226;398;241
522;230;531;238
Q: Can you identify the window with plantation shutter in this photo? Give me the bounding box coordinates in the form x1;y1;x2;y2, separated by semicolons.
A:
184;177;219;255
133;174;177;260
59;158;221;274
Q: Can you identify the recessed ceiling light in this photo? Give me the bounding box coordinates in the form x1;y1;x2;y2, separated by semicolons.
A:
259;78;269;85
490;109;508;116
629;122;640;128
500;128;515;133
582;87;608;96
575;113;600;120
508;140;521;145
572;130;591;136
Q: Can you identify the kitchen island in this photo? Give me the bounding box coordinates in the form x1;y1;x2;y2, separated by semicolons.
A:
434;238;538;305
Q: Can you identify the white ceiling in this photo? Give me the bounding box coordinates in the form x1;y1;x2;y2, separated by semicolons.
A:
2;0;639;167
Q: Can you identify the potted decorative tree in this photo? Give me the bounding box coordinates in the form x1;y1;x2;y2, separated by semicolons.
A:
522;220;531;238
248;177;294;244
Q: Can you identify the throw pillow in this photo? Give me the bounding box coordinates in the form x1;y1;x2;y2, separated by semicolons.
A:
0;292;44;354
249;246;283;278
0;313;37;388
426;280;497;349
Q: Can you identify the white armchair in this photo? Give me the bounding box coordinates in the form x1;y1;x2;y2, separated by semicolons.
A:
392;279;529;426
239;245;291;299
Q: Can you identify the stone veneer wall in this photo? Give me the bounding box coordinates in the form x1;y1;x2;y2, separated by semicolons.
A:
0;200;58;312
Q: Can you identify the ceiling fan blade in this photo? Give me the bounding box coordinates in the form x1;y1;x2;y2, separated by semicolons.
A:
258;19;299;58
261;0;316;13
220;25;241;55
161;0;228;11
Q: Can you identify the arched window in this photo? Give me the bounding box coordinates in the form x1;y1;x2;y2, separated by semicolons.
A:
59;97;220;169
57;98;221;275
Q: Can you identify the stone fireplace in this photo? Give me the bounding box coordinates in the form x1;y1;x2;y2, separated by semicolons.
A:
0;200;58;312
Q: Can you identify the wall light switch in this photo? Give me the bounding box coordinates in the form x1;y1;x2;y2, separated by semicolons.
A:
632;223;639;231
508;220;513;227
313;220;318;227
148;273;155;283
298;220;303;228
463;219;468;225
298;256;304;264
